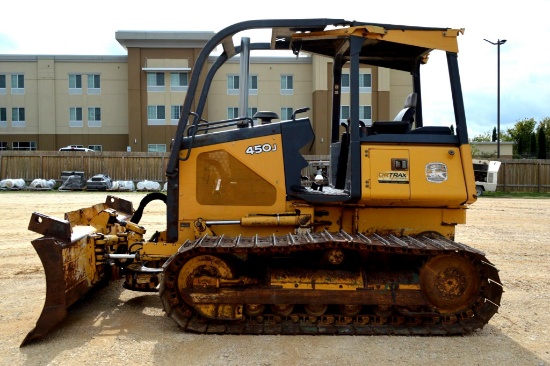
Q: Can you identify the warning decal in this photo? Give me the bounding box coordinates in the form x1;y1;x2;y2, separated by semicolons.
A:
425;162;448;183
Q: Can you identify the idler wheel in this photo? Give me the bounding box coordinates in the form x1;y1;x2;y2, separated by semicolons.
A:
420;254;480;314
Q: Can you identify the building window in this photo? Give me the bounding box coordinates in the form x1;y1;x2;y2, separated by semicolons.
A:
227;74;258;95
0;142;7;150
280;75;293;95
341;73;350;93
12;107;25;127
11;74;24;95
359;73;372;92
227;107;239;119
12;141;36;151
69;74;82;88
69;107;83;127
0;108;6;128
88;145;102;152
227;75;239;95
340;105;350;122
0;74;6;94
69;74;82;94
359;105;372;125
88;107;101;127
147;72;165;91
280;107;293;120
148;105;165;125
341;73;370;92
148;144;166;152
87;74;101;95
249;75;258;95
248;107;258;122
170;72;188;92
170;105;182;125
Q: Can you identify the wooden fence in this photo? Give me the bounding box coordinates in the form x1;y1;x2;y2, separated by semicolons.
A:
498;159;550;193
1;151;549;193
0;151;169;183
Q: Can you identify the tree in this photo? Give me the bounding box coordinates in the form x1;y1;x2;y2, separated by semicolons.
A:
537;117;550;157
500;130;514;142
517;138;524;157
506;118;536;157
492;127;497;142
538;127;547;159
470;131;492;142
450;125;455;135
530;132;537;157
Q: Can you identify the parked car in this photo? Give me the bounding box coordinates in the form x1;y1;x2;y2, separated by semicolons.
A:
86;174;112;191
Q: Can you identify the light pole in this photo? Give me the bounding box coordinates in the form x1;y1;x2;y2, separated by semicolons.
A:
484;38;507;158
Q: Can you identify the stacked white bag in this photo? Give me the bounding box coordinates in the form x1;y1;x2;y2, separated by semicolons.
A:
0;178;26;189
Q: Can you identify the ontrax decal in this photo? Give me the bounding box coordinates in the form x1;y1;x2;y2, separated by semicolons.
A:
425;162;448;183
378;171;409;184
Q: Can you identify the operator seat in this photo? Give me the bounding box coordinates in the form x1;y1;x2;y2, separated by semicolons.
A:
369;93;417;135
393;92;417;127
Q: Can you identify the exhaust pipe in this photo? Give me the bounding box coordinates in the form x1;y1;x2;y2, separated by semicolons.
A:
238;37;250;127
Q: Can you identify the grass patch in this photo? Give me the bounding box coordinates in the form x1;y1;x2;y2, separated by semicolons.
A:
481;191;550;199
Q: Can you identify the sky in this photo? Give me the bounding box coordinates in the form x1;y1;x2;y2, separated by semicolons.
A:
2;0;549;138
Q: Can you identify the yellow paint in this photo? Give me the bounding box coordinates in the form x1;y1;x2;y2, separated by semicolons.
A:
270;269;364;290
302;205;461;239
361;145;469;206
366;283;420;291
460;144;478;204
179;134;286;222
291;26;463;54
141;241;180;258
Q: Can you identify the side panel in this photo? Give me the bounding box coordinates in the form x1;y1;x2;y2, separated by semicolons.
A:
409;146;466;202
361;144;468;207
460;144;478;203
356;207;464;239
365;148;410;200
309;205;463;239
178;134;287;223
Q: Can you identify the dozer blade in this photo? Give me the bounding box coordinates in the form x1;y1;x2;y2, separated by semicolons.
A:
21;196;133;347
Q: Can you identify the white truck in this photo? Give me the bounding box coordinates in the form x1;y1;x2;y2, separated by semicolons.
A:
473;159;501;196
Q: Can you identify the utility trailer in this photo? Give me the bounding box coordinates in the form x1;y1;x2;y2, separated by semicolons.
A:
473;159;501;196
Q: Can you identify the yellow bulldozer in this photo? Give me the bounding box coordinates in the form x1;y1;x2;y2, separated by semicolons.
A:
22;18;502;346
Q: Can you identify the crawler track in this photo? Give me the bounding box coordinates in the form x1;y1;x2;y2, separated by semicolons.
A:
160;231;502;335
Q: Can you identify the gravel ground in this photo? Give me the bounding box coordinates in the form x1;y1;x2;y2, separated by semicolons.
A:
0;191;548;366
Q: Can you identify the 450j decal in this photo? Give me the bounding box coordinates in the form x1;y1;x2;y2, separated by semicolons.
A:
245;143;278;155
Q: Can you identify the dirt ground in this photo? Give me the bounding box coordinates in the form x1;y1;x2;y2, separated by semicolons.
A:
0;191;548;366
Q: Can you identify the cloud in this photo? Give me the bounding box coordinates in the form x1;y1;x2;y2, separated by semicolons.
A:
2;0;550;139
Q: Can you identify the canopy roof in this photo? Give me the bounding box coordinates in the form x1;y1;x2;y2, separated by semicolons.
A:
270;23;464;71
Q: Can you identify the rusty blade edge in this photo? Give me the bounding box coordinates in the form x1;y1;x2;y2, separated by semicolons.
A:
21;236;101;347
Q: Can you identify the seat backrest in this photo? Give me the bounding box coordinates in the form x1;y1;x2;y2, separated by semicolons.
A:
393;93;417;125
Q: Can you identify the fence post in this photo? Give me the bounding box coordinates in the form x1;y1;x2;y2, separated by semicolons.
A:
538;162;542;193
503;162;507;192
